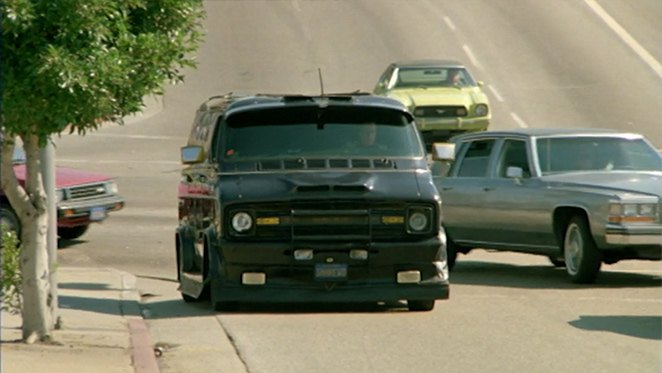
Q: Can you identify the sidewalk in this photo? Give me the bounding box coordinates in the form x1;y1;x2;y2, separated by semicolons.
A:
1;268;159;373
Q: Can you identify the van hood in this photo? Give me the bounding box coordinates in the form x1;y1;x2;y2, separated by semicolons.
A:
219;169;437;203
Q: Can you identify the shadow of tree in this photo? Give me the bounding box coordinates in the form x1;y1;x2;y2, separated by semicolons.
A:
450;260;661;289
569;315;662;340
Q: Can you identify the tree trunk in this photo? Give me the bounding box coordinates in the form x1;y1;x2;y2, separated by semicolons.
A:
0;133;53;343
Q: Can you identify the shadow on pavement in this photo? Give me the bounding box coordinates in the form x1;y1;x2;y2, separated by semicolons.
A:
59;295;128;316
140;297;412;319
450;260;661;289
569;315;662;340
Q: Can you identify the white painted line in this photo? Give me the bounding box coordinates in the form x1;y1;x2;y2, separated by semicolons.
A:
585;0;662;80
462;45;484;72
510;112;528;128
443;16;456;31
487;85;504;102
58;159;180;165
291;0;301;12
81;133;186;141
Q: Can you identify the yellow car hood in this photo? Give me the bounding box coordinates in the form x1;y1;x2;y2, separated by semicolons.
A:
387;87;487;108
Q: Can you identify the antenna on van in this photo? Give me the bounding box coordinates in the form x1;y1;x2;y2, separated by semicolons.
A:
318;68;325;96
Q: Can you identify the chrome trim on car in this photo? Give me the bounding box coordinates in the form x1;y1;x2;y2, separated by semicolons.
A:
605;234;662;245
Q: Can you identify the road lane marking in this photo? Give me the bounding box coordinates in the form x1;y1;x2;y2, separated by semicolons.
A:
443;16;456;31
585;0;662;80
510;112;528;128
58;159;180;165
84;133;187;141
487;85;504;102
462;45;484;72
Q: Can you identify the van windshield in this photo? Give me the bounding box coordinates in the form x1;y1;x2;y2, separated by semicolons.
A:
221;106;424;160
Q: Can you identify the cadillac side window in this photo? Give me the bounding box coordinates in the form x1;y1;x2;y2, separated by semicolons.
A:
497;140;530;178
456;139;494;177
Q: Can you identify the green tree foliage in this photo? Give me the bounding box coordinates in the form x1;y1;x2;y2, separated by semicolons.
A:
2;0;205;139
1;229;22;315
0;0;205;343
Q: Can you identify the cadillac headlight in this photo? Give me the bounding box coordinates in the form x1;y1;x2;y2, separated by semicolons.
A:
608;203;657;223
231;212;253;233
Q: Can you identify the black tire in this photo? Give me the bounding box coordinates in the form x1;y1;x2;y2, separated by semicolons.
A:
563;216;602;284
0;205;21;237
58;225;89;240
445;236;459;271
408;300;435;312
182;293;198;303
547;255;565;267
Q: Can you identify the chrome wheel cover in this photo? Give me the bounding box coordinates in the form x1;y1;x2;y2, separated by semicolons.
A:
564;223;583;276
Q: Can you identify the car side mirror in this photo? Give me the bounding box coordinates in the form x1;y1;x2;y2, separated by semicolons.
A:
432;142;455;161
181;145;205;164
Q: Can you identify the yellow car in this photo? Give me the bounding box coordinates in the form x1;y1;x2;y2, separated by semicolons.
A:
373;59;490;145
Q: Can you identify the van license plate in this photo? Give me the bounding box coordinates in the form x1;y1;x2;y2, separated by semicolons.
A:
315;264;347;280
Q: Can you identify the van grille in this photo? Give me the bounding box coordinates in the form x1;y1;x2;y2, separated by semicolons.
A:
226;201;432;242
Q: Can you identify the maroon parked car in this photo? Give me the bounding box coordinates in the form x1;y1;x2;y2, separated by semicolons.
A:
0;145;125;240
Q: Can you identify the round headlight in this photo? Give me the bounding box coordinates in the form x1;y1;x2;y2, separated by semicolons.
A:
55;189;65;203
475;104;489;117
231;212;253;233
408;212;428;232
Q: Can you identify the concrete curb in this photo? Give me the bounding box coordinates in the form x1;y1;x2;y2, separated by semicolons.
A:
116;269;161;373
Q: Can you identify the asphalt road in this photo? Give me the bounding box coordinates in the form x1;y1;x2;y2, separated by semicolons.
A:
56;1;661;372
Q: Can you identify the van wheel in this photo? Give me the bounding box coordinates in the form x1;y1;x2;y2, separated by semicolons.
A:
408;300;435;312
563;216;602;284
58;225;89;240
446;237;459;271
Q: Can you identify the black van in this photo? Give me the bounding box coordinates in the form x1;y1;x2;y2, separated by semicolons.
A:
176;92;449;311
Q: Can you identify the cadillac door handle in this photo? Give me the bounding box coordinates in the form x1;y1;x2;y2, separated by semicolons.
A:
483;187;494;191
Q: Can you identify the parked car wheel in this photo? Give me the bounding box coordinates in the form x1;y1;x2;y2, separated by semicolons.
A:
0;205;20;236
408;300;435;312
58;225;89;240
563;216;602;283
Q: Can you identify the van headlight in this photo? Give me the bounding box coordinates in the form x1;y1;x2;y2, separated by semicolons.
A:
407;207;433;233
231;212;253;233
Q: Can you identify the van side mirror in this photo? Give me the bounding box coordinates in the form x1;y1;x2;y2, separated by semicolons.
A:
181;145;205;164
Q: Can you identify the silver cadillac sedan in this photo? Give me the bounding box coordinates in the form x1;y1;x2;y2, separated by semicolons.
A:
432;128;662;283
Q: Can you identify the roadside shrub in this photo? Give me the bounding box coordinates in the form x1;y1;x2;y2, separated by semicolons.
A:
1;228;22;314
